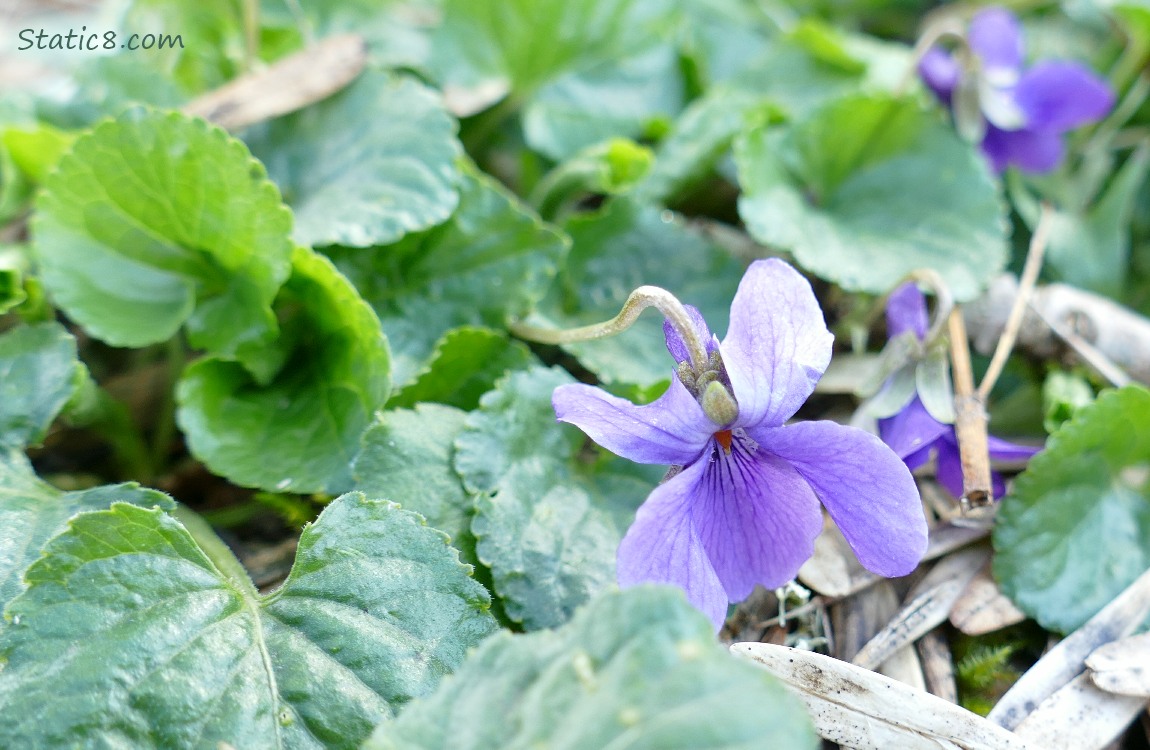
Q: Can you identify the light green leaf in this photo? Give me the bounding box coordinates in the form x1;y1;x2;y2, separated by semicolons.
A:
0;322;81;451
388;327;536;411
1042;371;1095;434
736;94;1008;301
522;45;684;162
329;165;565;388
533;199;745;387
351;404;477;564
32;108;294;377
432;0;674;96
247;71;462;249
123;0;245;92
0;452;173;617
365;586;819;750
0;493;497;748
176;246;390;494
994;386;1150;633
0;245;25;314
0;124;75;184
454;367;657;630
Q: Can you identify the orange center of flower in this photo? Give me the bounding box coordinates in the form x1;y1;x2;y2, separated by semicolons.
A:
714;429;733;454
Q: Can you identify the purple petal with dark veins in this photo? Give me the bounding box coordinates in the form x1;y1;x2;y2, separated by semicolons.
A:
1014;61;1114;133
969;7;1024;76
616;462;728;630
878;396;950;462
886;282;929;341
981;124;1065;174
721;259;833;430
553;375;713;465
688;435;824;602
759;420;928;578
663;304;718;364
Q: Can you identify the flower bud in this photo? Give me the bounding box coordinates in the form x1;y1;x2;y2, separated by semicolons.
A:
701;381;739;427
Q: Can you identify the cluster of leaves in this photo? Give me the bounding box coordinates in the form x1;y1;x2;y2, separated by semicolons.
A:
1;0;1149;747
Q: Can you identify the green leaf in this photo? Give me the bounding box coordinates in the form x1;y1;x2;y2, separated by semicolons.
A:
454;367;657;630
0;452;173;617
534;199;745;387
176;246;390;494
736;94;1008;301
364;586;818;750
1042;371;1095;434
388;327;536;411
351;404;477;564
994;386;1150;633
0;322;82;451
122;0;245;92
32;108;294;377
329;165;566;388
0;246;25;314
432;0;675;97
0;493;497;748
0;124;75;184
247;71;462;249
522;46;684;162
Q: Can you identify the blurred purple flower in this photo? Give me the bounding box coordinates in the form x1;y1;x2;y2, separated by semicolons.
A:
552;260;928;629
919;6;1114;173
878;283;1039;498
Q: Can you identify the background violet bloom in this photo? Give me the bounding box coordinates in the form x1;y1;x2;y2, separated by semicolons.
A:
552;259;928;629
878;283;1040;498
919;6;1114;173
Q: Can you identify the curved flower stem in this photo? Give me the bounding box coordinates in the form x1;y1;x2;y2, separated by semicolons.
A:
905;268;954;348
510;286;710;375
895;16;966;97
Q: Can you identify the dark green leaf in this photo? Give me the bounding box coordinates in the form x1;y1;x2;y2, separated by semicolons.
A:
388;327;536;411
736;94;1008;301
995;386;1150;632
0;493;496;748
533;199;745;387
176;247;390;494
0;322;81;451
247;71;462;249
454;367;657;630
365;586;818;750
33;109;294;378
329;165;565;387
0;452;173;617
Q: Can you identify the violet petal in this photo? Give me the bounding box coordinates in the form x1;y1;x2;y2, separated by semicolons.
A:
1014;60;1114;133
981;124;1065;174
919;47;960;102
969;7;1024;77
553;376;713;465
759;420;928;578
689;436;824;602
878;396;951;461
616;462;728;630
987;433;1041;461
934;437;966;499
886;282;929;341
721;259;833;430
663;304;718;364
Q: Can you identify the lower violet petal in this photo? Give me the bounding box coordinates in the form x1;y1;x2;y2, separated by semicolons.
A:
981;126;1065;174
616;463;728;630
760;420;928;578
689;434;824;602
878;396;950;461
934;437;966;500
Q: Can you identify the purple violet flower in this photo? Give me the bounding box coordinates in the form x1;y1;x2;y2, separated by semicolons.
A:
878;282;1039;498
552;259;928;629
919;6;1114;174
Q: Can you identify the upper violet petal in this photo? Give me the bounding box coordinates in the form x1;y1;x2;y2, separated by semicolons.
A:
969;7;1024;77
616;463;728;630
981;125;1065;174
721;259;833;430
664;304;718;364
1015;61;1115;133
759;420;928;578
553;376;713;465
919;47;960;102
689;435;824;602
987;433;1042;462
878;396;950;461
886;282;929;341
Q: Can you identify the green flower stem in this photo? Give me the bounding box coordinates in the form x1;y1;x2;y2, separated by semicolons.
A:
510;285;710;375
172;503;259;599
